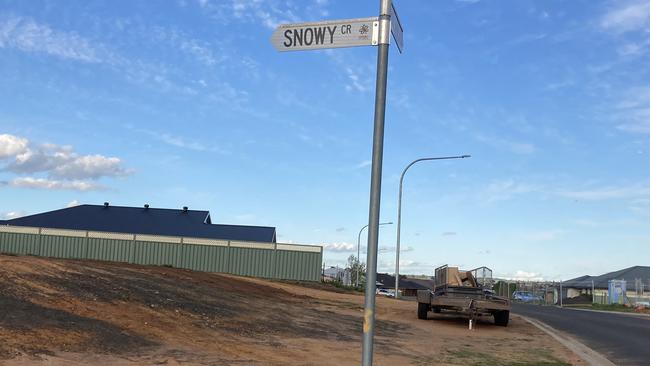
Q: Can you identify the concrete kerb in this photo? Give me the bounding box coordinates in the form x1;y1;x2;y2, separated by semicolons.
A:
561;306;650;318
519;315;615;366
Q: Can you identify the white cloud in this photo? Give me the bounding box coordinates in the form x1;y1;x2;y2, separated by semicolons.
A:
617;40;650;56
616;87;650;134
344;66;370;93
482;179;540;203
502;270;545;281
0;16;213;98
475;134;536;154
378;259;433;274
180;38;220;66
148;25;228;68
2;211;26;219
630;201;650;215
67;200;81;208
355;160;372;169
197;0;318;29
10;177;104;191
325;50;373;94
0;134;28;158
2;135;131;180
322;242;356;252
51;155;128;180
378;245;414;253
518;229;563;242
129;127;230;154
0;134;131;190
559;182;650;200
479;178;650;206
0;15;109;63
601;0;650;33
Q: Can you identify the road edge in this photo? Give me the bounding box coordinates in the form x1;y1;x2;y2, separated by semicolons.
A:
518;315;616;366
561;306;650;318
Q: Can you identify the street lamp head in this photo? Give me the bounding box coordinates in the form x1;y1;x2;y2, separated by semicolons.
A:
461;155;471;158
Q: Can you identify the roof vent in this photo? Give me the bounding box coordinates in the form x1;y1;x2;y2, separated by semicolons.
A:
182;206;188;213
104;202;109;208
144;204;150;209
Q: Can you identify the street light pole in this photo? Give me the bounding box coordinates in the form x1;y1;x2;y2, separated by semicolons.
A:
357;221;393;287
394;155;470;298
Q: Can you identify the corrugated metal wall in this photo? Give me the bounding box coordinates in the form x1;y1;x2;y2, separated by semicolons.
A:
0;226;322;281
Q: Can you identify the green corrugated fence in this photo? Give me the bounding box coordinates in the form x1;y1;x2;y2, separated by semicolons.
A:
0;225;322;282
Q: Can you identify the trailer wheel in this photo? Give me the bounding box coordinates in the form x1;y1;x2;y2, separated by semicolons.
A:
494;310;509;326
432;307;441;313
417;302;429;320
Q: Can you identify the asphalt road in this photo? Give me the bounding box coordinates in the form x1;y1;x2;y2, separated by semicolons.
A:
512;303;650;366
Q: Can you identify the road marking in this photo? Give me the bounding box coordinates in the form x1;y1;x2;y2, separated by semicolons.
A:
519;315;616;366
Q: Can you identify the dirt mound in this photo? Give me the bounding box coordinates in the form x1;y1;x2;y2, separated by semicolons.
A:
0;255;581;365
0;255;407;364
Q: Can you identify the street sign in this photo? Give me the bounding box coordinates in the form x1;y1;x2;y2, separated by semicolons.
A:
270;17;378;52
389;2;404;53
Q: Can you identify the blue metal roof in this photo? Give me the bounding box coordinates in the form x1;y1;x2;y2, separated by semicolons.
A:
564;266;650;289
3;204;276;243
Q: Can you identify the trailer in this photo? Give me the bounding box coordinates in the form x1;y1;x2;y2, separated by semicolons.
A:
416;265;511;326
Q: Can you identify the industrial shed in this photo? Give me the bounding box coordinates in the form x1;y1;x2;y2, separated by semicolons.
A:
0;204;322;281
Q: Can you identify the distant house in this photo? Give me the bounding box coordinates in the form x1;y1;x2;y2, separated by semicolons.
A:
376;273;434;297
1;203;276;243
563;266;650;303
322;266;352;285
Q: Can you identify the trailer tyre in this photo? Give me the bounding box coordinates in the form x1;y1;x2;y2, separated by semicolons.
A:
494;310;509;326
417;302;429;320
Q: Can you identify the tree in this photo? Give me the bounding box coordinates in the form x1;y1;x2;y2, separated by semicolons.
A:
347;254;366;287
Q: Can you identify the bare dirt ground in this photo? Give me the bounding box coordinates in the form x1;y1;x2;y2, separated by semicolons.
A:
0;254;584;365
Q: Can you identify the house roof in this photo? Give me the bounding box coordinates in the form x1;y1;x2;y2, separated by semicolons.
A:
376;273;433;290
564;266;650;289
323;267;347;277
3;204;276;243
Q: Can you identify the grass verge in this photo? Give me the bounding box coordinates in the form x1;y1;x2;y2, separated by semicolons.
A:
412;349;571;366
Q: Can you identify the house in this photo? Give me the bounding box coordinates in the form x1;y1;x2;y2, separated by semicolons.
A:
1;203;276;243
563;266;650;304
376;273;434;297
322;266;352;285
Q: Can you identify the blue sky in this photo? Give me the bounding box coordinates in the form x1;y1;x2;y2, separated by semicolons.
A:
1;0;649;281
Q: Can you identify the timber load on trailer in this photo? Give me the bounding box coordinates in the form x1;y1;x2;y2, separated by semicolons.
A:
416;265;511;326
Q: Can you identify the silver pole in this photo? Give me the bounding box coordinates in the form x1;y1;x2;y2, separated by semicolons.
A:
362;0;391;364
357;224;367;288
394;155;470;298
356;222;393;287
592;279;595;305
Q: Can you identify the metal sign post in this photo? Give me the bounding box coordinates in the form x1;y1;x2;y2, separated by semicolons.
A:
361;2;391;365
271;2;402;364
